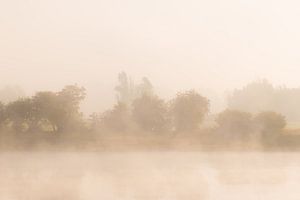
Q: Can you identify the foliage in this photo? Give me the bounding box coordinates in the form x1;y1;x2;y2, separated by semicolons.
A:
0;74;297;150
5;85;86;133
115;72;135;105
0;102;6;126
6;98;36;132
216;109;253;138
100;103;131;132
170;90;209;131
228;79;300;121
253;111;286;135
115;72;154;105
56;85;86;132
132;95;169;132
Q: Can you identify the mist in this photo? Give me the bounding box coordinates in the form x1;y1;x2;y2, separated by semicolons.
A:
2;0;300;113
2;0;300;199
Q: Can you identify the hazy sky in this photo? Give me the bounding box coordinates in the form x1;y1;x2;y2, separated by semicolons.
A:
1;0;300;113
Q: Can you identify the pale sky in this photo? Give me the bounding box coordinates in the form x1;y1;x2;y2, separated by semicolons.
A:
1;0;300;113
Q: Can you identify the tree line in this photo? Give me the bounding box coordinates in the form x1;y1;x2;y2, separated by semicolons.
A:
0;73;295;150
0;85;86;134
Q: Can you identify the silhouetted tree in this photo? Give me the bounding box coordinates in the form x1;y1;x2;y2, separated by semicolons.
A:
170;90;209;132
132;95;169;132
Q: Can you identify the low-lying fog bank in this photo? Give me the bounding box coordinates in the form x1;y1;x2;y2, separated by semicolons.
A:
1;152;300;200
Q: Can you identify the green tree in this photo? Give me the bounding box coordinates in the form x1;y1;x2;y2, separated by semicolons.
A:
170;90;209;132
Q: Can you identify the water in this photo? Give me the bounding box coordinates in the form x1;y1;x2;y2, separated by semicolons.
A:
1;152;300;200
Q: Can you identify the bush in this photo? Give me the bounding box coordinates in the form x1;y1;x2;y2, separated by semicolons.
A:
132;95;169;132
170;90;209;132
253;111;286;135
100;103;131;132
216;109;253;139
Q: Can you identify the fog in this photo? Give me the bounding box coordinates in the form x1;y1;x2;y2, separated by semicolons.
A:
2;0;300;113
2;0;300;199
1;152;300;200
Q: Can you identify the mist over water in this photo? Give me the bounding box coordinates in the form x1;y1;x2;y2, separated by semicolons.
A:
0;152;299;200
2;0;300;199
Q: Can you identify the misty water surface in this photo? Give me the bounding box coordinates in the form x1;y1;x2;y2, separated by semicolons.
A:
1;152;300;200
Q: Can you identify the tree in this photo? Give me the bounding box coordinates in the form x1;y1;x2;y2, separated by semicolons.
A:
6;98;37;132
132;95;169;132
216;109;253;139
170;90;209;132
32;91;61;132
115;72;135;105
115;72;155;105
253;111;286;135
32;85;86;132
228;79;300;121
0;102;7;127
100;103;131;132
136;77;153;97
228;79;274;112
58;85;86;113
55;85;86;132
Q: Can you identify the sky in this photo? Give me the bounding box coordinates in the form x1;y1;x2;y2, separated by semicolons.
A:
1;0;300;113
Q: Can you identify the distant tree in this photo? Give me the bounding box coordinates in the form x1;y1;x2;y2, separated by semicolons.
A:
216;109;253;139
6;98;37;132
228;79;300;121
115;72;135;105
170;90;209;132
253;111;286;135
0;102;7;127
100;103;131;132
58;85;86;112
136;77;153;97
56;85;86;132
32;85;86;132
132;95;169;132
32;91;61;132
115;72;155;106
